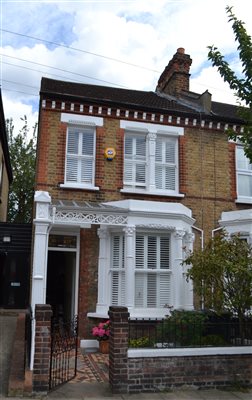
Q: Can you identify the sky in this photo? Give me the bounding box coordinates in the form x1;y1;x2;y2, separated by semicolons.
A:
0;0;252;136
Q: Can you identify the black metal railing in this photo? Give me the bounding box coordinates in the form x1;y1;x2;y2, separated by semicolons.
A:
49;315;78;390
129;317;252;349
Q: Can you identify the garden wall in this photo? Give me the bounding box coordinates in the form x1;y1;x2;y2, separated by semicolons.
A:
109;307;252;394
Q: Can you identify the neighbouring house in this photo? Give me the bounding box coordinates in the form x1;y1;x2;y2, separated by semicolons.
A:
0;91;32;309
0;89;12;222
30;47;252;354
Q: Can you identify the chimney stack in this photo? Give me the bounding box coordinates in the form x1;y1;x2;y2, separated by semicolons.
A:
156;48;192;96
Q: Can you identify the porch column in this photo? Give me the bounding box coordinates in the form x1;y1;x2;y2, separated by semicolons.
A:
182;232;194;309
96;227;110;314
31;191;51;311
123;225;135;310
30;191;51;370
173;229;186;309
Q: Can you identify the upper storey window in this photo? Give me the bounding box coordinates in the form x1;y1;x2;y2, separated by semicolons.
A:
121;121;183;197
236;145;252;203
66;126;95;186
60;114;103;190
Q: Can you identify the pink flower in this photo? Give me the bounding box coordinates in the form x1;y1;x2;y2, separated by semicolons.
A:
92;320;110;341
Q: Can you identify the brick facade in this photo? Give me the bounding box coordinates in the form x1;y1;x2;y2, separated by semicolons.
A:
34;105;248;336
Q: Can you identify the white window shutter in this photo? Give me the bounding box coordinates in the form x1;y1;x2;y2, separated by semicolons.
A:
134;233;171;308
135;273;144;307
159;273;171;307
111;235;125;306
147;274;157;307
155;137;176;191
124;134;146;187
66;158;78;182
67;131;79;154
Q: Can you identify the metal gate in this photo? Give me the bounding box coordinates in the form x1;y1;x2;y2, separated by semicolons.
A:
49;315;78;390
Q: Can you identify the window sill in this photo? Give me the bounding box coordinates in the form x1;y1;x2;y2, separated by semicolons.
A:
60;183;99;191
120;188;184;198
235;196;252;204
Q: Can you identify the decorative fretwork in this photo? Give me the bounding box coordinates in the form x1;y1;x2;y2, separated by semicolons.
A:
51;208;128;226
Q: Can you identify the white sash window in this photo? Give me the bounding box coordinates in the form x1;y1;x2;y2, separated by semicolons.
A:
65;125;95;187
236;145;252;203
122;121;182;196
124;135;146;188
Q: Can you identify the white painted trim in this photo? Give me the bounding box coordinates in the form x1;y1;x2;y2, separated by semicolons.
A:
236;196;252;204
128;346;252;358
60;183;100;191
80;339;99;349
120;188;184;197
120;120;184;136
61;113;103;126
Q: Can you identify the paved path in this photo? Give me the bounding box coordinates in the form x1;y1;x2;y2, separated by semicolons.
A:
0;315;17;396
46;382;252;400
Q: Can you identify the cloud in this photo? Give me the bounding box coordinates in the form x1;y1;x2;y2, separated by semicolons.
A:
1;0;252;135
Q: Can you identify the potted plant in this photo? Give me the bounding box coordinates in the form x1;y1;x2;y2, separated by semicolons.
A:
92;320;110;353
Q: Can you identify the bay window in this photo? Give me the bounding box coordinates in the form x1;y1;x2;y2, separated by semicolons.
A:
111;231;171;308
236;145;252;203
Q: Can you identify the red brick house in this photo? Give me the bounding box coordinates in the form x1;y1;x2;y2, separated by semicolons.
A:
30;48;251;356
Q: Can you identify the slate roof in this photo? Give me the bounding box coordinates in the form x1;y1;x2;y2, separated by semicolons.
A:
40;77;243;124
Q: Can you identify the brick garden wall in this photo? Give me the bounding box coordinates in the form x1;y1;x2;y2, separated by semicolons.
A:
109;307;252;394
127;354;252;393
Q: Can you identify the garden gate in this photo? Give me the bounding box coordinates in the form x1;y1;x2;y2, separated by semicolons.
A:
49;315;78;390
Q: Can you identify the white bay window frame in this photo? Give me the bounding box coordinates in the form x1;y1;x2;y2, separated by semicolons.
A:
90;200;194;319
121;120;183;197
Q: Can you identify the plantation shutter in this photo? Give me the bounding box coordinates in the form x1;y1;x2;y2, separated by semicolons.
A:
66;131;79;182
135;233;171;308
81;130;94;184
66;127;95;185
124;135;146;187
111;235;125;306
155;137;176;191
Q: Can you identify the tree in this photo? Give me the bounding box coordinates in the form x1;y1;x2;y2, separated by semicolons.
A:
7;116;37;223
183;232;252;335
208;5;252;162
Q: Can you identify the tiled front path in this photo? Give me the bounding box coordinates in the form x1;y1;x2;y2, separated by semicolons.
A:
69;351;109;384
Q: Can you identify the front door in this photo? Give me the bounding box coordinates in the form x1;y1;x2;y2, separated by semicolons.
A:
46;250;76;322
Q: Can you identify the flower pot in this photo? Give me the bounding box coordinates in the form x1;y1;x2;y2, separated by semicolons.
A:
99;340;109;354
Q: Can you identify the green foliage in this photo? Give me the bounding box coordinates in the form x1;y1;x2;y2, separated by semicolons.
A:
158;310;207;347
200;334;227;346
183;232;252;322
129;336;152;348
6;116;37;223
207;6;252;162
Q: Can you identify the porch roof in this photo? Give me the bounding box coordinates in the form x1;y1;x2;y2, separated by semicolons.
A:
50;200;128;226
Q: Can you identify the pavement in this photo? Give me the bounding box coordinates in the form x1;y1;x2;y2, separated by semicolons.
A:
2;383;252;400
0;314;17;397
